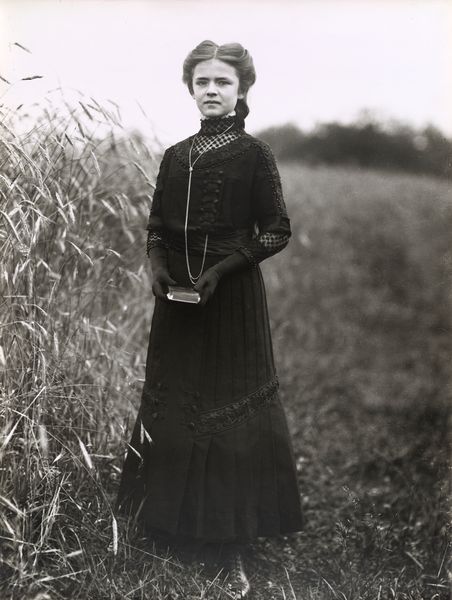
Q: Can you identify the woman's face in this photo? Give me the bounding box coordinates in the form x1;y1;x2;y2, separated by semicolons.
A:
192;58;244;118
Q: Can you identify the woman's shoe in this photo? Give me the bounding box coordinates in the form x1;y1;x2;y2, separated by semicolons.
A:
224;550;250;599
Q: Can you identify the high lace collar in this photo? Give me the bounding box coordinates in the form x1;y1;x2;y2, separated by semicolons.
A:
198;114;242;137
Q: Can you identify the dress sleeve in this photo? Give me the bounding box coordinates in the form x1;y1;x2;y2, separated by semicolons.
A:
238;141;291;266
146;148;171;257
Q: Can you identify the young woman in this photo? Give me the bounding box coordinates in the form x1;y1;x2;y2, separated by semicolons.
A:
116;40;303;598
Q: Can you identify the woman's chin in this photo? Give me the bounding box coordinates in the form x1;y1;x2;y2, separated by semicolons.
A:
200;105;228;118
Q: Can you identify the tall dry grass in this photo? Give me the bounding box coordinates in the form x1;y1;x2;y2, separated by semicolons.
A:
0;98;184;599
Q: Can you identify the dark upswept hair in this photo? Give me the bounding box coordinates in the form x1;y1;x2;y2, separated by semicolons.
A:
182;40;256;126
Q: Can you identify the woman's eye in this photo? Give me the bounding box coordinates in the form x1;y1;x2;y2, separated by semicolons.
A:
194;80;230;87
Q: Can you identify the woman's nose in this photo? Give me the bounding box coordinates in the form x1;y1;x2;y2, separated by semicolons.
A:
206;82;218;95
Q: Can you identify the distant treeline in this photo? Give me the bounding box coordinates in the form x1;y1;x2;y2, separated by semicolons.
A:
255;120;452;178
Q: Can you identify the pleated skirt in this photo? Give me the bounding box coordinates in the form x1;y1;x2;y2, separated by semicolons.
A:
116;249;303;542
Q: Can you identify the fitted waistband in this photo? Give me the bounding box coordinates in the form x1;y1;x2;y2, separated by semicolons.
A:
167;229;252;257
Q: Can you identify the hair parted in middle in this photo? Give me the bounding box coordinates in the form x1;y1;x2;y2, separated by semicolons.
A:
182;40;256;124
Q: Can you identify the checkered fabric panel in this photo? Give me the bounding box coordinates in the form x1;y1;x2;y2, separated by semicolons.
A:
146;230;168;256
192;130;241;155
258;232;290;251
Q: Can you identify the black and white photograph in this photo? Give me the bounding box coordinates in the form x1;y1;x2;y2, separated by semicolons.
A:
0;1;451;598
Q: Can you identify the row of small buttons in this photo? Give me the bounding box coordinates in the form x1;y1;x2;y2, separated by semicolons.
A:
184;390;201;432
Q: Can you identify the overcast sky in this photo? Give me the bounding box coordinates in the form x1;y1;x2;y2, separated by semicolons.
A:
1;0;451;144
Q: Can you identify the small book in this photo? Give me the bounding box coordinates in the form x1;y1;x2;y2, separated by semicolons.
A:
166;286;201;304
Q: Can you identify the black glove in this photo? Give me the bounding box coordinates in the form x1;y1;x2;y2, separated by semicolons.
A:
149;246;176;300
193;268;220;306
193;251;250;306
210;251;250;278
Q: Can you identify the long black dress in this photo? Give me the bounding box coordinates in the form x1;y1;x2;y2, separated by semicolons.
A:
116;114;303;542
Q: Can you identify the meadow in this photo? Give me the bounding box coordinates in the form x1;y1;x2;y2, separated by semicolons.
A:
0;101;450;599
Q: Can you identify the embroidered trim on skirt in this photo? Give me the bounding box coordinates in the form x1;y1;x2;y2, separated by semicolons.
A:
116;249;303;541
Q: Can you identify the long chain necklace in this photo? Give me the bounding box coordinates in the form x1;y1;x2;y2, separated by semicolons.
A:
185;122;234;285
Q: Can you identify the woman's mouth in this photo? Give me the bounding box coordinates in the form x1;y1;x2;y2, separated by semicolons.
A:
205;101;220;105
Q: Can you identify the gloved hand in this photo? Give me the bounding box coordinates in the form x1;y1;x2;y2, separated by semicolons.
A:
193;268;221;306
152;269;177;300
149;246;176;300
193;251;250;306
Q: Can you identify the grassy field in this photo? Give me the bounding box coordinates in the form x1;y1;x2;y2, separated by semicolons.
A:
0;104;451;599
